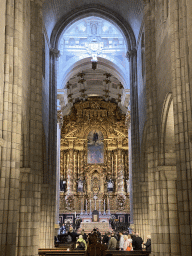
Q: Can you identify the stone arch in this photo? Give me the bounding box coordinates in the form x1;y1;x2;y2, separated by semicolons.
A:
159;93;176;166
61;57;129;90
50;4;136;51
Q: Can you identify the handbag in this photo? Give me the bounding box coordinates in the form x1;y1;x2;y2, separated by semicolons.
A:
126;246;131;251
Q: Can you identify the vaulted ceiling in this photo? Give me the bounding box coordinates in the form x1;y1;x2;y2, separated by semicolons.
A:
43;0;144;41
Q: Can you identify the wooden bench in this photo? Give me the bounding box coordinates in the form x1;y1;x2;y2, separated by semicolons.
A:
38;249;85;256
104;250;151;256
38;249;151;256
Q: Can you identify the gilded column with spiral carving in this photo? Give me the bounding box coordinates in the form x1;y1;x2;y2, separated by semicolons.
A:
73;150;78;193
79;150;84;180
107;151;112;178
64;151;67;180
117;149;125;194
67;149;74;194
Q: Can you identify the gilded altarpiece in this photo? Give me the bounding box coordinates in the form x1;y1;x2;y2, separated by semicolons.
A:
60;98;130;215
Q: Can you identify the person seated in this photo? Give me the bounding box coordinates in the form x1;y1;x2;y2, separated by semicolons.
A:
60;224;66;234
108;233;117;250
66;234;72;243
75;241;85;250
77;235;87;250
81;229;87;241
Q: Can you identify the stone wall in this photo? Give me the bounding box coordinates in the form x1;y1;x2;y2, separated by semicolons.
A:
0;1;56;256
131;1;192;255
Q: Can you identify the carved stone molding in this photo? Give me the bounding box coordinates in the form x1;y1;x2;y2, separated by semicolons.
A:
50;48;60;59
126;48;137;62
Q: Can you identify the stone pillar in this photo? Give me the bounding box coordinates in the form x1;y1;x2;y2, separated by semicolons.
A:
170;0;192;254
56;123;61;226
67;149;74;194
117;148;125;194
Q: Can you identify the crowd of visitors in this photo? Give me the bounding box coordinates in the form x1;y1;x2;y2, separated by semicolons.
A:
57;225;151;252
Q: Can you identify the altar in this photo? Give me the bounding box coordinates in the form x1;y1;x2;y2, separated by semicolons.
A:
78;210;113;234
80;221;110;233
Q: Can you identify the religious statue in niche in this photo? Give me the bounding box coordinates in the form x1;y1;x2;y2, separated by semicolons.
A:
77;178;84;192
107;178;114;192
87;130;104;164
60;179;67;192
91;174;100;194
91;23;97;35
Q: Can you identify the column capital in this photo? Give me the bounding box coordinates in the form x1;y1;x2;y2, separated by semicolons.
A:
50;48;60;59
126;48;137;62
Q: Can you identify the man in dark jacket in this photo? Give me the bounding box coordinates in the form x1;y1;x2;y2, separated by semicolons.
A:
134;233;143;250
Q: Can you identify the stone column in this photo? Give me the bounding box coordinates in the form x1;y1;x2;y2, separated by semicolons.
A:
56;123;61;226
67;149;74;194
170;0;192;254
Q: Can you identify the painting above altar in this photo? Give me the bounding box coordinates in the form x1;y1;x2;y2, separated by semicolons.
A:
87;130;104;164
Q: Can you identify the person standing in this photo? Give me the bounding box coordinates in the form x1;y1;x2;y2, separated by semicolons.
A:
108;233;117;250
123;235;132;251
144;235;151;252
119;233;124;250
134;233;143;250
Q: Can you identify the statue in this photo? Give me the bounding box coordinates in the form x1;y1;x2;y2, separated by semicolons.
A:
126;179;130;193
93;132;98;143
60;179;66;192
77;178;84;192
107;178;114;192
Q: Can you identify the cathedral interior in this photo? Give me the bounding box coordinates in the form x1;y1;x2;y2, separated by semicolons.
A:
0;0;192;255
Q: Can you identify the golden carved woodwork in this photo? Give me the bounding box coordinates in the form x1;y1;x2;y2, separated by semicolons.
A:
60;97;130;213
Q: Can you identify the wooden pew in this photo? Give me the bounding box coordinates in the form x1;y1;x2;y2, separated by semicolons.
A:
38;249;85;256
39;249;151;256
104;250;151;256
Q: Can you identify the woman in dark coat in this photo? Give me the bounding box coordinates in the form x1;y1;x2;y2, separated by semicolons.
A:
144;235;151;251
